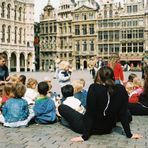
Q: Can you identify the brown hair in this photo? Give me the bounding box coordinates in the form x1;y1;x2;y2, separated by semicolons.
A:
14;83;26;98
0;53;6;60
94;66;115;95
3;82;15;98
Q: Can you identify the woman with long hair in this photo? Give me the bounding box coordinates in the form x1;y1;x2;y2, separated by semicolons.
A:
58;66;142;142
109;53;124;84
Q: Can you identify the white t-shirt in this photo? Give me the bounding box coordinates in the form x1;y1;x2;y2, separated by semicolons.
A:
24;88;38;105
63;96;85;113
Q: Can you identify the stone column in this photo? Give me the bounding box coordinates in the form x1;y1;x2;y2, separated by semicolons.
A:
16;53;20;72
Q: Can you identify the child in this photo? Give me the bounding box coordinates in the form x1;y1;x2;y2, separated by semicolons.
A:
24;78;38;105
58;61;71;87
0;83;31;127
60;84;85;127
128;77;143;103
19;75;26;85
73;79;87;108
33;81;57;124
62;85;85;114
44;77;61;116
1;82;15;106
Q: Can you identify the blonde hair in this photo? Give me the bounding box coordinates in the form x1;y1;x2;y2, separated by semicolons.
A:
79;78;85;87
59;61;69;70
72;80;83;93
125;82;134;94
133;77;143;88
27;78;38;88
109;53;120;70
8;74;20;84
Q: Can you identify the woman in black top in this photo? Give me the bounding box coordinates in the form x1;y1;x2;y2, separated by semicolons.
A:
58;66;142;142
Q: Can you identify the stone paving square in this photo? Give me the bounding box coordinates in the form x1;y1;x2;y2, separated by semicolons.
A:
0;70;147;148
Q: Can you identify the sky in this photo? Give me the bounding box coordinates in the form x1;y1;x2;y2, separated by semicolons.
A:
34;0;124;22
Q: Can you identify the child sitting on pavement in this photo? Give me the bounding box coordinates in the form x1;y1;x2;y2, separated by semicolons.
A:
33;81;57;124
60;84;85;127
0;83;33;127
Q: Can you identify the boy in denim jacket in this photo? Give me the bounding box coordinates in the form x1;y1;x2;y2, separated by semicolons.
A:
33;81;57;124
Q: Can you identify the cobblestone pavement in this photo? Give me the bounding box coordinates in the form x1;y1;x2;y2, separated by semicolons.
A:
0;70;146;148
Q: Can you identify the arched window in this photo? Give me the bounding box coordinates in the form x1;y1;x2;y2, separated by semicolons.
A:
2;24;6;42
19;7;22;21
14;5;17;20
7;26;11;43
19;28;22;43
14;26;17;43
1;2;5;18
7;4;11;19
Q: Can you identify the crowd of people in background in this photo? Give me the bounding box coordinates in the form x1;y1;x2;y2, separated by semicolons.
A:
0;52;148;142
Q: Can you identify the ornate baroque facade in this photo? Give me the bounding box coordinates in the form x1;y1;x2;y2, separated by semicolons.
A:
40;0;148;70
0;0;35;72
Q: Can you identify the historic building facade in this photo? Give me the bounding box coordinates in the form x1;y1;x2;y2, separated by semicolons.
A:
0;0;35;72
40;0;148;70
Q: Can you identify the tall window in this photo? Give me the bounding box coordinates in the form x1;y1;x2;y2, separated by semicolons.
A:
122;43;126;52
139;42;143;52
127;43;132;52
139;29;144;38
75;25;80;35
1;2;5;18
75;14;79;20
82;24;87;35
2;24;6;42
14;6;17;20
19;28;22;43
24;29;26;44
127;6;132;13
114;31;119;40
7;4;11;19
109;10;113;17
75;41;80;51
104;10;107;18
19;7;22;21
82;40;87;51
104;31;108;41
90;40;94;51
133;43;138;52
82;14;87;20
89;24;94;34
98;32;102;40
7;26;11;43
14;27;17;44
133;5;138;13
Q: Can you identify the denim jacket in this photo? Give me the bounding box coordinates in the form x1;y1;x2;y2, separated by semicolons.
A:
2;98;29;123
33;97;56;124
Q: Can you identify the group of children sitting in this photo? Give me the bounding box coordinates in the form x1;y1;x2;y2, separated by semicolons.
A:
0;74;87;127
125;73;143;103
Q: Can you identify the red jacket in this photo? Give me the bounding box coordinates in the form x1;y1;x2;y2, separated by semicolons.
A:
114;63;124;81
